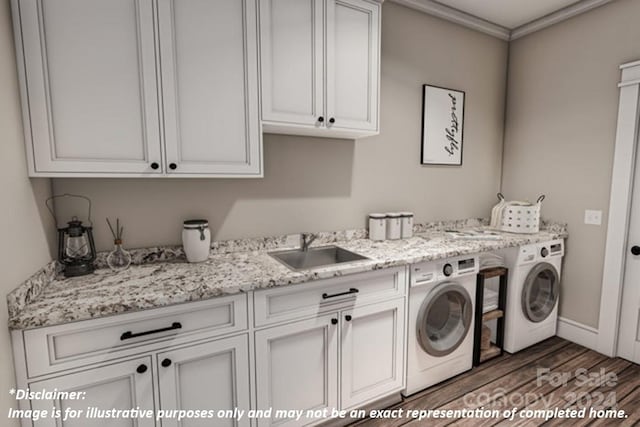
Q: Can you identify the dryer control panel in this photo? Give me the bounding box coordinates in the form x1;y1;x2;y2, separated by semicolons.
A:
411;256;478;287
540;240;564;258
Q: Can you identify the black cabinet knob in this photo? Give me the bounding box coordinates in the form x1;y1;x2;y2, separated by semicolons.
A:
329;117;335;124
632;246;640;256
136;364;148;374
169;163;177;170
331;318;338;325
345;315;352;322
161;358;172;367
150;162;159;170
318;116;324;123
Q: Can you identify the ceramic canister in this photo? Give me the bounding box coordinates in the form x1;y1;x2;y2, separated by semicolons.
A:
369;213;387;241
400;212;414;238
182;219;211;263
386;213;402;240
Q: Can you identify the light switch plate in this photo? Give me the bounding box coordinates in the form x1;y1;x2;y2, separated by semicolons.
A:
584;209;602;225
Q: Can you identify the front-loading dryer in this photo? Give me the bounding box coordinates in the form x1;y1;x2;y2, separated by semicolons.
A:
404;255;478;396
495;239;563;353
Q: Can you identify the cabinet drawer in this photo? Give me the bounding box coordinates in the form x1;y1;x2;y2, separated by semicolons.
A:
254;267;407;327
23;294;248;378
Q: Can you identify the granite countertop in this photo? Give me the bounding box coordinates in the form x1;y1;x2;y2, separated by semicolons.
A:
7;220;568;330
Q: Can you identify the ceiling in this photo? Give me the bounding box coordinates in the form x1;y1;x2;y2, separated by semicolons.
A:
392;0;615;40
434;0;582;28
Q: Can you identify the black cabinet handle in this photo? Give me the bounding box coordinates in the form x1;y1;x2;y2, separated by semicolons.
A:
331;318;338;325
120;322;182;341
318;116;324;123
322;288;359;300
329;117;335;124
161;358;172;368
345;315;352;322
169;163;177;170
136;364;148;374
150;162;159;170
632;246;640;256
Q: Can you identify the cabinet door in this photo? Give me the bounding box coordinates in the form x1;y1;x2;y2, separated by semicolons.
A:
340;298;405;410
259;0;324;128
15;0;162;175
326;0;380;133
29;357;155;427
157;0;262;176
255;314;338;427
157;334;251;427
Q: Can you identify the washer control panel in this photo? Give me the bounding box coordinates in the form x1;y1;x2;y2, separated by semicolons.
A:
411;256;478;287
457;258;476;274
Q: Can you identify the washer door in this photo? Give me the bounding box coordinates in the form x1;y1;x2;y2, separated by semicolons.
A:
417;283;473;357
522;262;560;323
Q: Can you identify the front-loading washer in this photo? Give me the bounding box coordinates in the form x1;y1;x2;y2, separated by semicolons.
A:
404;255;478;396
494;239;564;353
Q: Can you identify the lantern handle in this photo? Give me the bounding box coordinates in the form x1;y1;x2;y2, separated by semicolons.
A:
45;194;93;228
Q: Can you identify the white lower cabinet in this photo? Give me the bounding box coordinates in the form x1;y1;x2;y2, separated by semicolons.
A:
21;334;251;427
14;269;408;427
255;314;339;427
340;298;405;410
157;334;251;427
28;356;156;427
254;298;406;427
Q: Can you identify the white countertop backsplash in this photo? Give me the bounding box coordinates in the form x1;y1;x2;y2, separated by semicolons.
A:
7;218;567;330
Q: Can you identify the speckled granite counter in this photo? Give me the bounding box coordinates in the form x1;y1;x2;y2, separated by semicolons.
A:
7;219;567;330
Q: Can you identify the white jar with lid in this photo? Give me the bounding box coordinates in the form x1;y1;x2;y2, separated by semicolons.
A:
369;213;387;241
400;212;414;238
386;213;402;240
182;219;211;263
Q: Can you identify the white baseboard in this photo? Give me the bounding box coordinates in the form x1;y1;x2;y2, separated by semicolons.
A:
557;317;600;351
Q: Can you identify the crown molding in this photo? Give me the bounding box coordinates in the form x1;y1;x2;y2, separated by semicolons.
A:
621;60;640;70
510;0;613;40
390;0;511;40
391;0;615;42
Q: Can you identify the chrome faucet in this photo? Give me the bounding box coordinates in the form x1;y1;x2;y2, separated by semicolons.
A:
300;233;318;251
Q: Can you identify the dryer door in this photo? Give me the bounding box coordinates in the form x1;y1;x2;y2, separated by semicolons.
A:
522;262;560;323
417;283;473;357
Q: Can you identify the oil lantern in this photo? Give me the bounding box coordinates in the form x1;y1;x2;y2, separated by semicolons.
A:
46;194;97;277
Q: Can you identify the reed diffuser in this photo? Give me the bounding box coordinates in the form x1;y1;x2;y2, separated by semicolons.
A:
106;218;131;272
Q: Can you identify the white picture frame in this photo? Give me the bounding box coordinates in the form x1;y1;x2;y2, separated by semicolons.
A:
421;84;465;165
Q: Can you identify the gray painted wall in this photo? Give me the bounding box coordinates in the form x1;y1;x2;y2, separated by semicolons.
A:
54;2;509;253
0;0;55;423
502;0;640;328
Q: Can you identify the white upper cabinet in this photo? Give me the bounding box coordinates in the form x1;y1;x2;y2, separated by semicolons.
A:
15;0;162;176
259;0;381;139
157;0;262;176
327;0;380;134
259;0;324;128
12;0;262;177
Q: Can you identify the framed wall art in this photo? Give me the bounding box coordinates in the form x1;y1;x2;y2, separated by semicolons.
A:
421;84;465;165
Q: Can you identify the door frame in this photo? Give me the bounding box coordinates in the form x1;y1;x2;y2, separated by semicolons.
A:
598;59;640;357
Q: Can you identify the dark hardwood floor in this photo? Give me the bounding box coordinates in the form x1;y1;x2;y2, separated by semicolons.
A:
353;337;640;426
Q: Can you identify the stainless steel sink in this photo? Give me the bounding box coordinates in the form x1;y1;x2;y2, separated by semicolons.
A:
269;245;369;271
